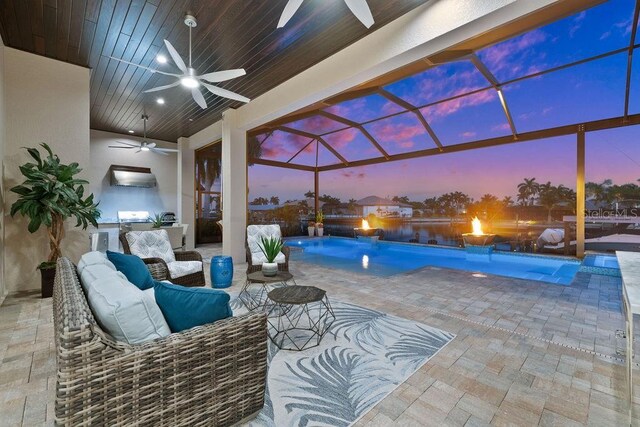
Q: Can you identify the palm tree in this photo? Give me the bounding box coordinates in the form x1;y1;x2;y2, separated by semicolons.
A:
537;182;559;222
501;196;513;207
517;178;539;206
269;196;280;206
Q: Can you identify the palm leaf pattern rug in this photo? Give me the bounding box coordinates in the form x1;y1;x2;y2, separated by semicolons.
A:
230;294;455;427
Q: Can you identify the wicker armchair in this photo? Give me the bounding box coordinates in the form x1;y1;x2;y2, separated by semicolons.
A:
246;224;291;274
53;257;267;426
120;231;205;287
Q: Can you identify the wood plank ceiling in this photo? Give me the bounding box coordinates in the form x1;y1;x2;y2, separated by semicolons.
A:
0;0;428;142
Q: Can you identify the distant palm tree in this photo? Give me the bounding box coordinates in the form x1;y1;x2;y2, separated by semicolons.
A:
538;182;559;222
502;196;513;207
517;178;539;206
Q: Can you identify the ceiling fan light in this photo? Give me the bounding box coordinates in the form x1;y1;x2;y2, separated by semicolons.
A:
140;146;150;152
181;76;199;88
156;54;168;64
156;98;165;105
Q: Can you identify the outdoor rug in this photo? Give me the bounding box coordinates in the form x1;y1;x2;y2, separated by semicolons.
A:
229;294;456;427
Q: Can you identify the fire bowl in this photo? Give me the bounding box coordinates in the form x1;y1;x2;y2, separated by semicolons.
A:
354;228;383;238
462;233;496;247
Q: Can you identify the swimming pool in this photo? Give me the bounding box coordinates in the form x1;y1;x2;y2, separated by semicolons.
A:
286;237;581;285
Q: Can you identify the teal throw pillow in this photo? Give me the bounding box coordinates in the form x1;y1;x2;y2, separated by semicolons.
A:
153;281;232;333
106;251;155;291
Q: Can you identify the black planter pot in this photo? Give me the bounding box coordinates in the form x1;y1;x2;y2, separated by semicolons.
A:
40;266;56;298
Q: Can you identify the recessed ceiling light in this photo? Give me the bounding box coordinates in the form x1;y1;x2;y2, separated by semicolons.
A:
156;54;167;64
189;118;194;122
156;98;165;105
128;130;134;134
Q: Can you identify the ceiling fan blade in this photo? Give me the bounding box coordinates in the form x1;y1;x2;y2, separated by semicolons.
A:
143;81;180;93
135;149;142;153
199;69;246;83
278;0;305;28
150;147;170;156
202;82;250;103
344;0;374;28
108;146;135;149
153;147;179;153
115;140;140;147
191;88;208;109
108;56;181;77
164;39;188;73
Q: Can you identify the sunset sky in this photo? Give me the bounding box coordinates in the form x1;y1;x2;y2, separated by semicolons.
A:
249;0;640;203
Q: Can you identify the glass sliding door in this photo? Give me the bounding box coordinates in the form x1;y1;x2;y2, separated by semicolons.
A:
195;142;222;245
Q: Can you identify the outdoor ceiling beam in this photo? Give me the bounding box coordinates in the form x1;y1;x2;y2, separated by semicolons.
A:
624;0;640;121
286;138;316;163
323;87;380;106
278;125;350;166
470;54;518;140
317;110;391;160
316;113;640;172
257;130;274;148
377;88;444;151
250;158;316;172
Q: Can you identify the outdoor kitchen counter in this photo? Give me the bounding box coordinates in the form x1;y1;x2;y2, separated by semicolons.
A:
615;250;640;425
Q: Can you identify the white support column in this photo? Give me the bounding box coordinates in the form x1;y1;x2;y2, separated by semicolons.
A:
177;136;196;250
576;130;586;258
221;109;247;262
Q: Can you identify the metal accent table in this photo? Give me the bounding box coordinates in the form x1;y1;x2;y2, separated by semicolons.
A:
240;271;295;311
265;285;335;351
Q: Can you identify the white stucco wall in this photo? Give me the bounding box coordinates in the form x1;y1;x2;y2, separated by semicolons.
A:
3;47;91;293
0;38;5;301
89;129;178;222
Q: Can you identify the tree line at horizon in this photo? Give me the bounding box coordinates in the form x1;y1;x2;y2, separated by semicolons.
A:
250;178;640;222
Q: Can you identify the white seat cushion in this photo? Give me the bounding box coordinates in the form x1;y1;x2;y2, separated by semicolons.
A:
167;261;203;279
246;224;286;265
125;230;176;264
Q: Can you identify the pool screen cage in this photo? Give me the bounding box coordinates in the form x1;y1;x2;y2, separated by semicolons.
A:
247;0;640;257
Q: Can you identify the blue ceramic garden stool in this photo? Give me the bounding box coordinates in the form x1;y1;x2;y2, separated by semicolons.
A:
211;256;233;288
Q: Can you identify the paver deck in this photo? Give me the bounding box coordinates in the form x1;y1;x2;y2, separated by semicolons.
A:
1;244;639;426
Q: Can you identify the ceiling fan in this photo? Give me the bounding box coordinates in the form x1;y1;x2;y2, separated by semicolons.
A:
110;15;250;109
278;0;374;29
109;115;178;156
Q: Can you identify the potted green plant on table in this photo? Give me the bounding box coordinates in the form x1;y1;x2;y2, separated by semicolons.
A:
259;236;284;277
315;210;324;237
149;213;164;228
10;143;100;297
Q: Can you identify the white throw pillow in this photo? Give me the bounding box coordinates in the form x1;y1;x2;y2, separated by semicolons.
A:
77;251;116;275
80;271;171;344
125;230;176;264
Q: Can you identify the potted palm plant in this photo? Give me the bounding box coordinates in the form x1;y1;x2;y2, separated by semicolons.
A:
149;213;164;228
10;143;100;297
259;236;283;277
315;210;324;237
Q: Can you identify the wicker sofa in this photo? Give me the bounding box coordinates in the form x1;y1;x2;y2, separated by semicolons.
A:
53;257;267;426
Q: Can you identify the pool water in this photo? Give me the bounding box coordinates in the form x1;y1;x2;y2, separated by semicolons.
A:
286;237;581;285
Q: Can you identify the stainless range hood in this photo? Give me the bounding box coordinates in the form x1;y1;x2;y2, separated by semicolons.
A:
110;165;157;188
